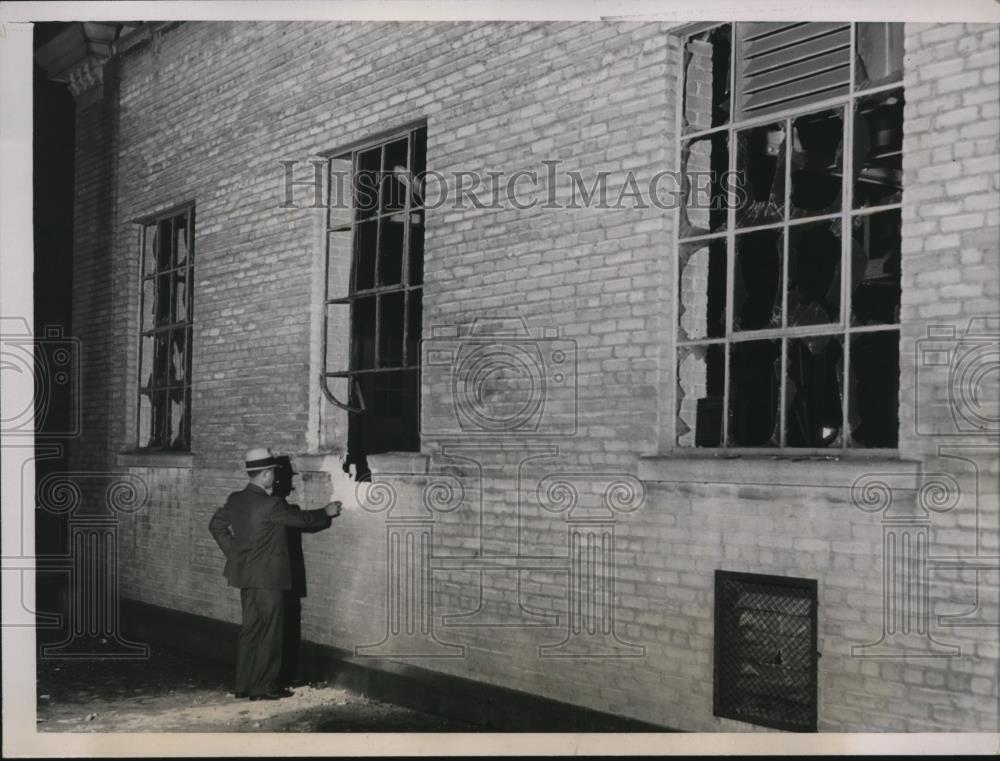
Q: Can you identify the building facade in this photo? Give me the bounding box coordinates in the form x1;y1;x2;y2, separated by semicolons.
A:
36;19;999;731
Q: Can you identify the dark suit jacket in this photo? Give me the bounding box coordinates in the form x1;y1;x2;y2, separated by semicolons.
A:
209;483;330;590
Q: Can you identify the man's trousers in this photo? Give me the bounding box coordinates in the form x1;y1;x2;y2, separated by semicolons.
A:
236;587;284;696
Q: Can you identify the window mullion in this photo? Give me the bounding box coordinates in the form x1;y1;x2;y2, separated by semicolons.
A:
779;117;792;448
841;23;857;451
723;120;737;446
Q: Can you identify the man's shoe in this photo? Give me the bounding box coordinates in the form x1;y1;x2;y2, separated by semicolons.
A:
234;692;248;699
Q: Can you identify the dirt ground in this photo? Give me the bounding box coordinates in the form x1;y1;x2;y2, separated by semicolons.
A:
36;644;477;733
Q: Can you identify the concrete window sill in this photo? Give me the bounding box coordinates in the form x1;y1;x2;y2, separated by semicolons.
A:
117;451;194;469
637;453;920;489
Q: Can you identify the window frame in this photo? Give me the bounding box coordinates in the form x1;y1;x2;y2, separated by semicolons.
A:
320;122;426;460
672;22;904;455
135;202;195;452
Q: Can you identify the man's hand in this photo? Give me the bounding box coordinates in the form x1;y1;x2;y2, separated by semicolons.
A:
323;501;343;518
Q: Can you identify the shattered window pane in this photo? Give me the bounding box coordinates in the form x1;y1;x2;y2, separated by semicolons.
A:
381;138;409;213
174;213;189;267
406;291;422;366
378;213;405;286
169;329;188;385
729;340;780;447
155;274;171;325
379;291;405;368
169;389;187;450
786;336;844;447
735;122;785;228
853;89;903;209
354;219;378;291
734;229;783;331
855;23;904;89
355;147;381;220
788;221;841;327
173;269;188;323
142;278;155;330
143;226;157;276
679;239;727;341
140;335;154;389
680;133;729;237
327;229;352;298
683;24;732;133
849;330;899;448
351;296;377;371
677;343;725;447
851;209;901;326
409;211;424;285
790;108;843;219
138;393;153;448
156;219;173;271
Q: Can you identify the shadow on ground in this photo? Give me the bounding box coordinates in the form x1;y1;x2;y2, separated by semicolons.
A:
36;644;477;732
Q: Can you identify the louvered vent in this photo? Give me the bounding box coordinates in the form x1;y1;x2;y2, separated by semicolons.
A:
737;22;852;119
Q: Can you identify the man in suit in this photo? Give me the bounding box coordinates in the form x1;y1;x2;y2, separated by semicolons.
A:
209;447;342;701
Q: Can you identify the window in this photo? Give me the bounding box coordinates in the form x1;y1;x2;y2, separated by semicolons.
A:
137;205;194;450
323;126;426;472
676;22;904;450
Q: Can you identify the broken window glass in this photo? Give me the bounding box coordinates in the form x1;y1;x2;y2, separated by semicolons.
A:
155;274;171;325
683;24;732;134
408;211;424;285
355;147;381;219
138;393;153;448
677;343;725;447
169;388;187;449
378;213;405;286
142;278;156;329
379;291;405;368
729;339;780;447
734;229;783;331
848;330;899;448
853;89;903;209
735;122;785;228
174;214;189;267
855;23;904;89
169;329;188;384
788;221;841;327
851;209;901;326
354;219;378;291
678;239;728;341
785;336;844;447
143;226;157;276
140;335;154;389
790;108;843;218
327;229;352;297
406;291;422;366
351;296;376;371
381;138;409;213
680;133;729;237
173;270;188;323
325;301;350;375
156;218;173;271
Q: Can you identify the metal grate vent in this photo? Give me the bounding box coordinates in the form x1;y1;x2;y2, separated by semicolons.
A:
714;571;818;732
737;22;852;119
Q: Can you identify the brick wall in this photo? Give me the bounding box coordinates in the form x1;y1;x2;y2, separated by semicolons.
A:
69;20;999;732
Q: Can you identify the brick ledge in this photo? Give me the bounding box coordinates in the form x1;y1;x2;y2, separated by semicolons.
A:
638;454;920;489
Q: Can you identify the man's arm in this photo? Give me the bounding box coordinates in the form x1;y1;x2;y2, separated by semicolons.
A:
208;501;235;556
269;498;341;529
